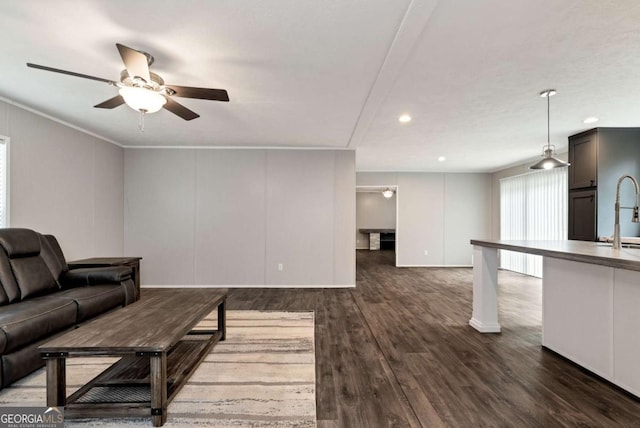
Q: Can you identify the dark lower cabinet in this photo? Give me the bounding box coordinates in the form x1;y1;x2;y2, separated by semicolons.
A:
380;232;396;250
569;190;596;241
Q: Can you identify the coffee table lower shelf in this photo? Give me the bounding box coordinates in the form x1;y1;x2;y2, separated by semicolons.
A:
61;331;222;421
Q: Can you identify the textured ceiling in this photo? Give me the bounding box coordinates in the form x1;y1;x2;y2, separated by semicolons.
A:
1;0;640;172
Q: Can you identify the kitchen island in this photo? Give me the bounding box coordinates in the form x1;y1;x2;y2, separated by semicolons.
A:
469;239;640;397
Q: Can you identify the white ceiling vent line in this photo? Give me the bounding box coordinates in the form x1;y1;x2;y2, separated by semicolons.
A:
346;0;440;149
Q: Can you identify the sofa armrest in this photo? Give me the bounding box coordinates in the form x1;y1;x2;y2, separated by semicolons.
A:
60;266;133;288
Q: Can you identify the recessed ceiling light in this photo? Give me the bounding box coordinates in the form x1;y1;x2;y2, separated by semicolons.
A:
438;156;446;162
398;114;412;123
583;116;599;124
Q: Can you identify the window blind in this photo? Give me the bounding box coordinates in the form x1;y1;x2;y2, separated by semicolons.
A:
499;167;567;277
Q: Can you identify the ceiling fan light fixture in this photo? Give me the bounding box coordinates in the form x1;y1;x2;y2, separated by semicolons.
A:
27;43;230;125
530;89;570;170
119;86;166;113
382;188;394;198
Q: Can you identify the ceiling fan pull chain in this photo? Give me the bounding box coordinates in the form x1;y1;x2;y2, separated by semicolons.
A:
139;110;146;132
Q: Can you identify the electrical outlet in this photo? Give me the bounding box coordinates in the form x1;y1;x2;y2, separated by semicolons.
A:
424;250;429;256
278;263;284;271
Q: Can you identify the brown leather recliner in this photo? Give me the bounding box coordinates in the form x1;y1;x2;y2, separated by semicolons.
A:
0;228;136;388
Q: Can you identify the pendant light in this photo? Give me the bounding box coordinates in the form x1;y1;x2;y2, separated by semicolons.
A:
529;89;570;170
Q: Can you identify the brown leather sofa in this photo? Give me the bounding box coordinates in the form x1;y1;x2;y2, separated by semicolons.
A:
0;228;137;388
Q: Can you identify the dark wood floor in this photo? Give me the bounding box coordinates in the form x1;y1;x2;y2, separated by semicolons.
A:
226;250;640;427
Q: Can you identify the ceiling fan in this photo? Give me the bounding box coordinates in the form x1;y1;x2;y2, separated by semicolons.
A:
27;43;229;130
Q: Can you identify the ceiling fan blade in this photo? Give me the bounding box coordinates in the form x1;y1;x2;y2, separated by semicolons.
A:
166;85;229;102
163;97;200;121
116;43;151;83
94;95;125;109
26;63;116;85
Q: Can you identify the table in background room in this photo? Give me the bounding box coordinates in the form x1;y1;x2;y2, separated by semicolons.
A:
359;229;395;250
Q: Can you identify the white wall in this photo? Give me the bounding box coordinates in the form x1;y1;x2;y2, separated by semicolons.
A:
195;150;266;285
0;100;124;260
356;192;396;249
125;148;355;287
444;173;493;265
357;171;492;266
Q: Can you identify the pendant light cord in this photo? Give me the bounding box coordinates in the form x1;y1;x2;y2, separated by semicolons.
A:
547;92;550;150
138;110;146;132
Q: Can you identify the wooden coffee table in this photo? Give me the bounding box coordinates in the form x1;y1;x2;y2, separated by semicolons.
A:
39;288;227;427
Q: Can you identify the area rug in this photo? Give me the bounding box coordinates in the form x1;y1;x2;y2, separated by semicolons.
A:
0;310;316;427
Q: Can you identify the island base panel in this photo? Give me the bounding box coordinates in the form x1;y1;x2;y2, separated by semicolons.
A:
469;246;501;333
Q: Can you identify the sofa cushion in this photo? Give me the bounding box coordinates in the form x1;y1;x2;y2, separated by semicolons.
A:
0;246;19;304
39;234;67;281
0;296;77;354
1;340;44;388
0;229;58;300
10;257;58;300
60;267;132;287
0;253;11;306
56;285;125;322
0;229;41;257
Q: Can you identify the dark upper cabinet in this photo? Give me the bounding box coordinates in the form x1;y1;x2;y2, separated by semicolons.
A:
569;131;597;190
568;190;596;241
567;128;640;241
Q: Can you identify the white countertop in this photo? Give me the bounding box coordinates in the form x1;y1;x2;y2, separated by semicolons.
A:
470;239;640;272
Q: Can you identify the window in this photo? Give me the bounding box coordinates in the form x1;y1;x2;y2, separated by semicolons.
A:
500;168;567;277
0;137;8;228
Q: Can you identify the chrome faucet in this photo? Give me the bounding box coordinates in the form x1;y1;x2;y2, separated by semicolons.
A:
613;175;640;250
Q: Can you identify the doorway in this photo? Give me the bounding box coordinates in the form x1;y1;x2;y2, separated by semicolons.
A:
355;186;398;266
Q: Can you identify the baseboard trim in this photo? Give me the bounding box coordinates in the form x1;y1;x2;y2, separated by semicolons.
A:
396;264;473;268
469;318;501;333
142;284;356;289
